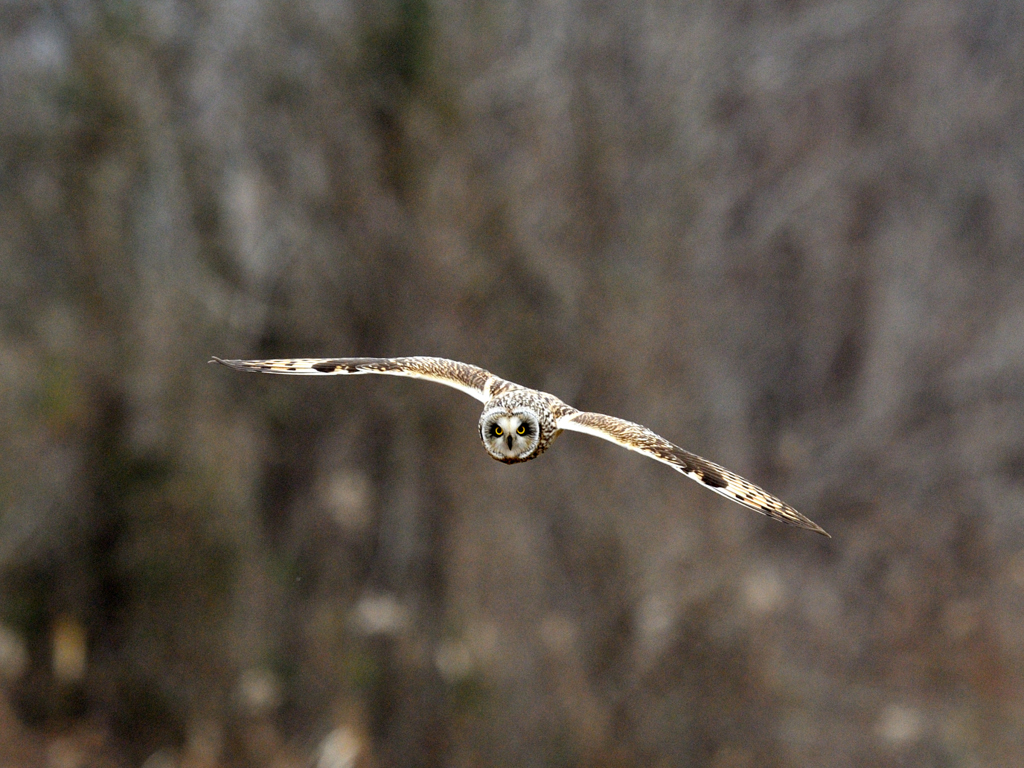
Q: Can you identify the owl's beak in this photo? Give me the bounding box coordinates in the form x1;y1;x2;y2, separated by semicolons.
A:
506;434;514;450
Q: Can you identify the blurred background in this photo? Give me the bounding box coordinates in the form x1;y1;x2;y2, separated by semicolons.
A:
1;0;1023;765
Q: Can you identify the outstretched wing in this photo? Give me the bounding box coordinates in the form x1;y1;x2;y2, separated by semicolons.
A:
210;356;504;403
556;410;829;536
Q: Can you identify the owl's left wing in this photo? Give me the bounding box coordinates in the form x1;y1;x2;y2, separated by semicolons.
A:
556;410;829;536
210;356;502;403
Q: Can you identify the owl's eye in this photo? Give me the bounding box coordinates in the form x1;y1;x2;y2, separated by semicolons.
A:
494;426;503;436
517;424;527;435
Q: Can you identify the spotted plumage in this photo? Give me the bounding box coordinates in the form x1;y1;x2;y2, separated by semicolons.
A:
210;355;829;536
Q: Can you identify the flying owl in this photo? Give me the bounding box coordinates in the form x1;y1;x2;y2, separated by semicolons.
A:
210;355;828;536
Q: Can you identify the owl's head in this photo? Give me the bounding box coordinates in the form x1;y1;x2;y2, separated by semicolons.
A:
479;406;542;463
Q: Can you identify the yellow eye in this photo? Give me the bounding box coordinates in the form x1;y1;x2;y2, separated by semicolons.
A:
517;424;527;435
494;426;503;436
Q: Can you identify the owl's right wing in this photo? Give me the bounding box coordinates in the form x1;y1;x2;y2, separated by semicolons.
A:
556;410;829;536
210;356;507;403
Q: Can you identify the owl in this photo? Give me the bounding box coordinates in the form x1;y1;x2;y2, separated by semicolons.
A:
211;355;828;536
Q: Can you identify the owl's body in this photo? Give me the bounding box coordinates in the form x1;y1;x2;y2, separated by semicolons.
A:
211;355;829;537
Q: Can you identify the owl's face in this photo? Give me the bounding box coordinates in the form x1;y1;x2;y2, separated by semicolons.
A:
479;408;542;463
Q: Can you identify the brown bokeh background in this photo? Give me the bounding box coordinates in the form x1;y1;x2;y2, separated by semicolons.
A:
1;0;1023;765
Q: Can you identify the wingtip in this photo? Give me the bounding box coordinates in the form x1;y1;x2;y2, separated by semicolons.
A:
799;518;831;538
209;356;246;370
776;503;829;538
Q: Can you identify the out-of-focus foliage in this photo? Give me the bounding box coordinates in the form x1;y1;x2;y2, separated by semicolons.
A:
1;0;1023;765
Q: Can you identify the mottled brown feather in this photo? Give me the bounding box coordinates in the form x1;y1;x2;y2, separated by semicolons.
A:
557;411;829;536
210;356;499;402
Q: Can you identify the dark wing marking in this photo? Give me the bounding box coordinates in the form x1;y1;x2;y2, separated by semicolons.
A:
556;410;829;537
210;356;503;403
